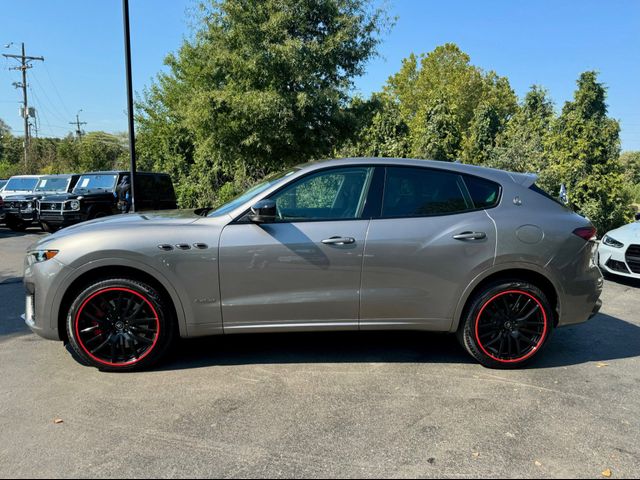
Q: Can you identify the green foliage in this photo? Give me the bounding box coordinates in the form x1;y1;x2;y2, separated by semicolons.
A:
137;0;388;207
490;86;554;173
620;151;640;184
386;43;517;161
543;72;632;233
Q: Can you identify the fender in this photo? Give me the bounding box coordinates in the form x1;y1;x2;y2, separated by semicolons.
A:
449;261;564;333
49;255;190;338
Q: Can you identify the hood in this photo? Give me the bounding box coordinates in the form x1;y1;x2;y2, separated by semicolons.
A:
3;193;47;202
606;221;640;241
46;209;203;240
1;189;34;200
39;191;114;201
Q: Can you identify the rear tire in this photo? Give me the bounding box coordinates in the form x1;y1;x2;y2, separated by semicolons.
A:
6;217;26;232
458;280;553;369
65;278;175;372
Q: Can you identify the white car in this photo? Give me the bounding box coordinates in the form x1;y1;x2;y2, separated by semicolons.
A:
0;175;42;200
598;213;640;279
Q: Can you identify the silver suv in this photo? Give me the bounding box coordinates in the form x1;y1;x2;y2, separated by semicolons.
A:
24;159;603;371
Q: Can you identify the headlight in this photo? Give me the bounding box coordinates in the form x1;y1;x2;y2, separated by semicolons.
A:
27;250;59;265
602;235;624;248
68;200;80;211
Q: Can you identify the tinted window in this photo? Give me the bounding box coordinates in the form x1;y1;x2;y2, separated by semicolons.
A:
382;167;470;217
272;167;374;221
464;175;501;209
156;176;176;201
136;175;156;201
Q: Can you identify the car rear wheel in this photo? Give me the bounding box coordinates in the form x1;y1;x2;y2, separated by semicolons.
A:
66;278;175;372
458;280;553;369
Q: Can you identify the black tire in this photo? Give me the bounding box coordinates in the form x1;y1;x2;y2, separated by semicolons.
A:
65;278;175;372
40;222;58;233
6;217;26;232
457;280;554;369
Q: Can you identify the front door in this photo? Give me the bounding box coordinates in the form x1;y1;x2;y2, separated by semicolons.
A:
219;166;375;332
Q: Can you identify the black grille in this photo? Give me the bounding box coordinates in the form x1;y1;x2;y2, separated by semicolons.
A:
39;202;63;212
626;244;640;274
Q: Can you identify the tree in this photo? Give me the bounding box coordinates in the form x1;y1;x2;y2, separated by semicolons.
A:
137;0;389;207
545;71;632;233
337;94;410;158
386;43;517;161
620;151;640;184
412;98;460;161
491;86;554;173
461;102;501;165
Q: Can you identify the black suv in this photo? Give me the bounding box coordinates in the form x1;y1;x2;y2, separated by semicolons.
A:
37;171;177;231
4;174;80;232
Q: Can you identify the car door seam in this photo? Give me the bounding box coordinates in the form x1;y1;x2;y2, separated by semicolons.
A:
357;219;372;331
483;209;498;266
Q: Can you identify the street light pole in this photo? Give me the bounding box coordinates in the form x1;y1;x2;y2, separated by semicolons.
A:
122;0;137;212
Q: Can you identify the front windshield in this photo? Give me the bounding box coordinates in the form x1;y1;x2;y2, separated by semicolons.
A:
35;177;70;192
5;177;38;192
73;174;118;193
208;169;297;216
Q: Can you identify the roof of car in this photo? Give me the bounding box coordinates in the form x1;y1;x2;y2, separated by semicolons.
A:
298;158;537;186
39;174;79;179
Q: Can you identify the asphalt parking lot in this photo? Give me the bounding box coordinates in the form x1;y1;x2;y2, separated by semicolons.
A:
0;228;639;478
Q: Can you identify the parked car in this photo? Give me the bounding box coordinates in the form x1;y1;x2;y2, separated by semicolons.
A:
3;174;80;232
0;195;5;224
37;171;177;232
1;175;41;200
24;158;603;371
598;213;640;279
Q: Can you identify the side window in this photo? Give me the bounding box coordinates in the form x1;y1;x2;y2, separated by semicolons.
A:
463;175;501;209
136;175;155;202
156;176;176;201
271;167;373;221
382;167;470;217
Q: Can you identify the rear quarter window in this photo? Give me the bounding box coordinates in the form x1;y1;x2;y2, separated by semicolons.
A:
463;175;501;209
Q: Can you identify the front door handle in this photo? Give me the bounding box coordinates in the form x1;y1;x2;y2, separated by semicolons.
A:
322;236;356;245
453;231;487;241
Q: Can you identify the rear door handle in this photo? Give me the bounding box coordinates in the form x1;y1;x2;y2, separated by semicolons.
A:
453;231;487;240
322;236;356;245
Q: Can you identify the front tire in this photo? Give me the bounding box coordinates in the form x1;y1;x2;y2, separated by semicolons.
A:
6;217;26;232
66;278;175;371
458;280;553;369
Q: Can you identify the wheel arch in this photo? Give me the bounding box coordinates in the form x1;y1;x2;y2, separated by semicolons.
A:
451;265;561;333
56;262;187;343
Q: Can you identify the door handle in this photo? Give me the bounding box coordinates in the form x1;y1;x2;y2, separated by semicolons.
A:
322;236;356;245
453;231;487;240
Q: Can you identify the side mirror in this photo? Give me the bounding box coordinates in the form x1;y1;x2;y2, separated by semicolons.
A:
635;212;640;222
248;199;277;223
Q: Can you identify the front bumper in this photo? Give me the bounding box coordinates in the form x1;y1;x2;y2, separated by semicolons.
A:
23;257;74;341
598;242;640;280
37;213;83;227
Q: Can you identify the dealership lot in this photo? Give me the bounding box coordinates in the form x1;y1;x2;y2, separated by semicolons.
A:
0;229;639;478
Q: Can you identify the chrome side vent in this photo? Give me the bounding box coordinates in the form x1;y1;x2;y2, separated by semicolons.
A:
158;244;174;251
175;244;191;250
193;243;208;250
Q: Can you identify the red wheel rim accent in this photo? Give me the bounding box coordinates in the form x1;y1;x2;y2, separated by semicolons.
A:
74;287;160;367
474;290;548;364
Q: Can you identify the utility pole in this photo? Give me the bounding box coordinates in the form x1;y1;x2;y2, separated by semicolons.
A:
2;43;44;171
69;110;87;139
122;0;137;212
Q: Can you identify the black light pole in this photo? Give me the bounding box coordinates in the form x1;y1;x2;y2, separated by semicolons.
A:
122;0;136;212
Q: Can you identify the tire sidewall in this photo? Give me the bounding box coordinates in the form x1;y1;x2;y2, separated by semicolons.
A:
66;278;174;372
459;280;554;369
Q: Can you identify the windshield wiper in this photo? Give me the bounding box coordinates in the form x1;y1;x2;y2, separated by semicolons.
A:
195;207;214;216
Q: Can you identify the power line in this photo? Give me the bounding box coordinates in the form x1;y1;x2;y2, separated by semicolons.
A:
2;42;44;171
69;110;87;139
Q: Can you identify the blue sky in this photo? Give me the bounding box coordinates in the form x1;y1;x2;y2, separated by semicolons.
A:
1;0;639;150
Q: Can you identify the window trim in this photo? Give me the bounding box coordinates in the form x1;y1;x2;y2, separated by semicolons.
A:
375;165;503;220
232;165;379;224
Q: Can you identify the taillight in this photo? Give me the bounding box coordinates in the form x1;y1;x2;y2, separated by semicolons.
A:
573;226;597;241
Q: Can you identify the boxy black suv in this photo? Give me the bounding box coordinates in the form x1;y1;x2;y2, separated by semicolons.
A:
37;171;177;231
4;174;80;232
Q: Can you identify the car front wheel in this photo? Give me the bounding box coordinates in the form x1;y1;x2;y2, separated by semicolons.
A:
66;278;175;371
458;280;553;369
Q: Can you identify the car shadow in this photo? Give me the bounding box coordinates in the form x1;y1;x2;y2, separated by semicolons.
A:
158;312;640;371
603;272;640;289
0;226;45;238
0;278;30;340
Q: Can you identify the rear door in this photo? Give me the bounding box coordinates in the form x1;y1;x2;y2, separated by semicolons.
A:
360;166;498;331
219;166;375;332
